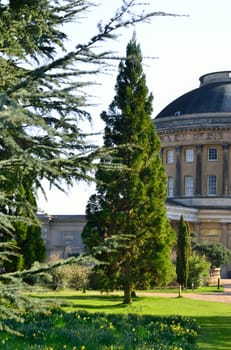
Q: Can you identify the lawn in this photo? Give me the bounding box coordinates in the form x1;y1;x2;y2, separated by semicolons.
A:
1;288;231;349
33;289;231;350
140;285;224;294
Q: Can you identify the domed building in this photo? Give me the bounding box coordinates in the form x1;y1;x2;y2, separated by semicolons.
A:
38;71;231;275
154;71;231;276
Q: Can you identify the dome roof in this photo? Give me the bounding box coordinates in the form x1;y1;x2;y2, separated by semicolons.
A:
156;71;231;118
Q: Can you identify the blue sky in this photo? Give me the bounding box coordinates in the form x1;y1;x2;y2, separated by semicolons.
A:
37;0;231;215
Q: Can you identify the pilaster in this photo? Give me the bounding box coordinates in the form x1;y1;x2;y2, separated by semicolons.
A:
222;144;229;195
195;144;202;196
175;145;182;196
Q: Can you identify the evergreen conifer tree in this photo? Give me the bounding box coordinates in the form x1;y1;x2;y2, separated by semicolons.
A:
176;215;191;289
82;34;175;304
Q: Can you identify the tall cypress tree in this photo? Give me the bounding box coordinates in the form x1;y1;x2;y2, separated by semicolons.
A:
176;215;191;289
82;34;175;304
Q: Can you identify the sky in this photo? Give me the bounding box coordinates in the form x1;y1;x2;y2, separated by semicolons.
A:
37;0;231;215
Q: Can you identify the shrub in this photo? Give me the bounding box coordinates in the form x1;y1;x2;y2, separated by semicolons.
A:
48;264;91;290
28;263;91;290
188;253;210;288
193;241;231;268
65;264;90;290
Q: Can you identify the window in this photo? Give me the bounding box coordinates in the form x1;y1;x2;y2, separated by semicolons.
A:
208;148;217;161
167;150;174;164
185;148;194;162
207;175;217;196
184;176;193;196
167;176;174;197
63;232;74;245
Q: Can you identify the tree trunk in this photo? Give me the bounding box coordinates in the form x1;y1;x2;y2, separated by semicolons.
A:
123;258;132;304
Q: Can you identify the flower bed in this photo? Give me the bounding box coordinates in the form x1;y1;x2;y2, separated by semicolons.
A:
0;309;199;349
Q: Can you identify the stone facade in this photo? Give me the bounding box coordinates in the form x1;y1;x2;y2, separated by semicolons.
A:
38;214;85;261
154;71;231;277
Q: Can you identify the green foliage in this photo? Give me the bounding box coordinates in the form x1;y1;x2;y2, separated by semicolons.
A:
193;241;231;268
0;309;199;350
88;265;122;291
0;256;84;332
188;253;210;288
82;35;175;303
44;264;91;290
0;0;166;234
0;0;177;333
176;215;191;288
20;224;46;269
3;224;45;272
0;0;96;235
1;176;46;272
0;0;71;61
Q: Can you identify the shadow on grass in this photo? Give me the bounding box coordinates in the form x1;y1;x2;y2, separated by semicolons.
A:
31;293;142;309
20;292;231;349
196;316;231;350
66;303;127;309
33;294;124;302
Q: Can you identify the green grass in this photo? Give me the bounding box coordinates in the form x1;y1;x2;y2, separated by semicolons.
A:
32;289;231;350
191;285;224;293
138;285;224;293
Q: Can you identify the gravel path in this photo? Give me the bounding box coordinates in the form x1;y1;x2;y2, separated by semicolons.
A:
139;279;231;304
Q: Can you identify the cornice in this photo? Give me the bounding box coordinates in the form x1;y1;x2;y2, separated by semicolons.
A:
157;126;231;135
154;113;231;134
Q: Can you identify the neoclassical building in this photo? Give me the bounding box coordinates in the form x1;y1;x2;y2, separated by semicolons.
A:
154;71;231;276
38;214;85;261
39;71;231;276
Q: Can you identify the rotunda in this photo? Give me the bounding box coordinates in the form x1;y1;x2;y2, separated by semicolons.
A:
154;71;231;276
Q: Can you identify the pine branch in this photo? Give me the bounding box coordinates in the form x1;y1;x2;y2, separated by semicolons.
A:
0;255;97;282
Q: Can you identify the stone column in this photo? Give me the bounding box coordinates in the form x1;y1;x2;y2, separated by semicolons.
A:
222;144;229;195
221;223;228;246
175;146;182;196
194;223;201;239
195;144;202;196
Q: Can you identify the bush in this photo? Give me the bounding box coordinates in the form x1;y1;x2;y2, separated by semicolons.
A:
49;264;91;290
29;263;91;290
66;264;90;290
188;253;210;288
193;241;231;268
